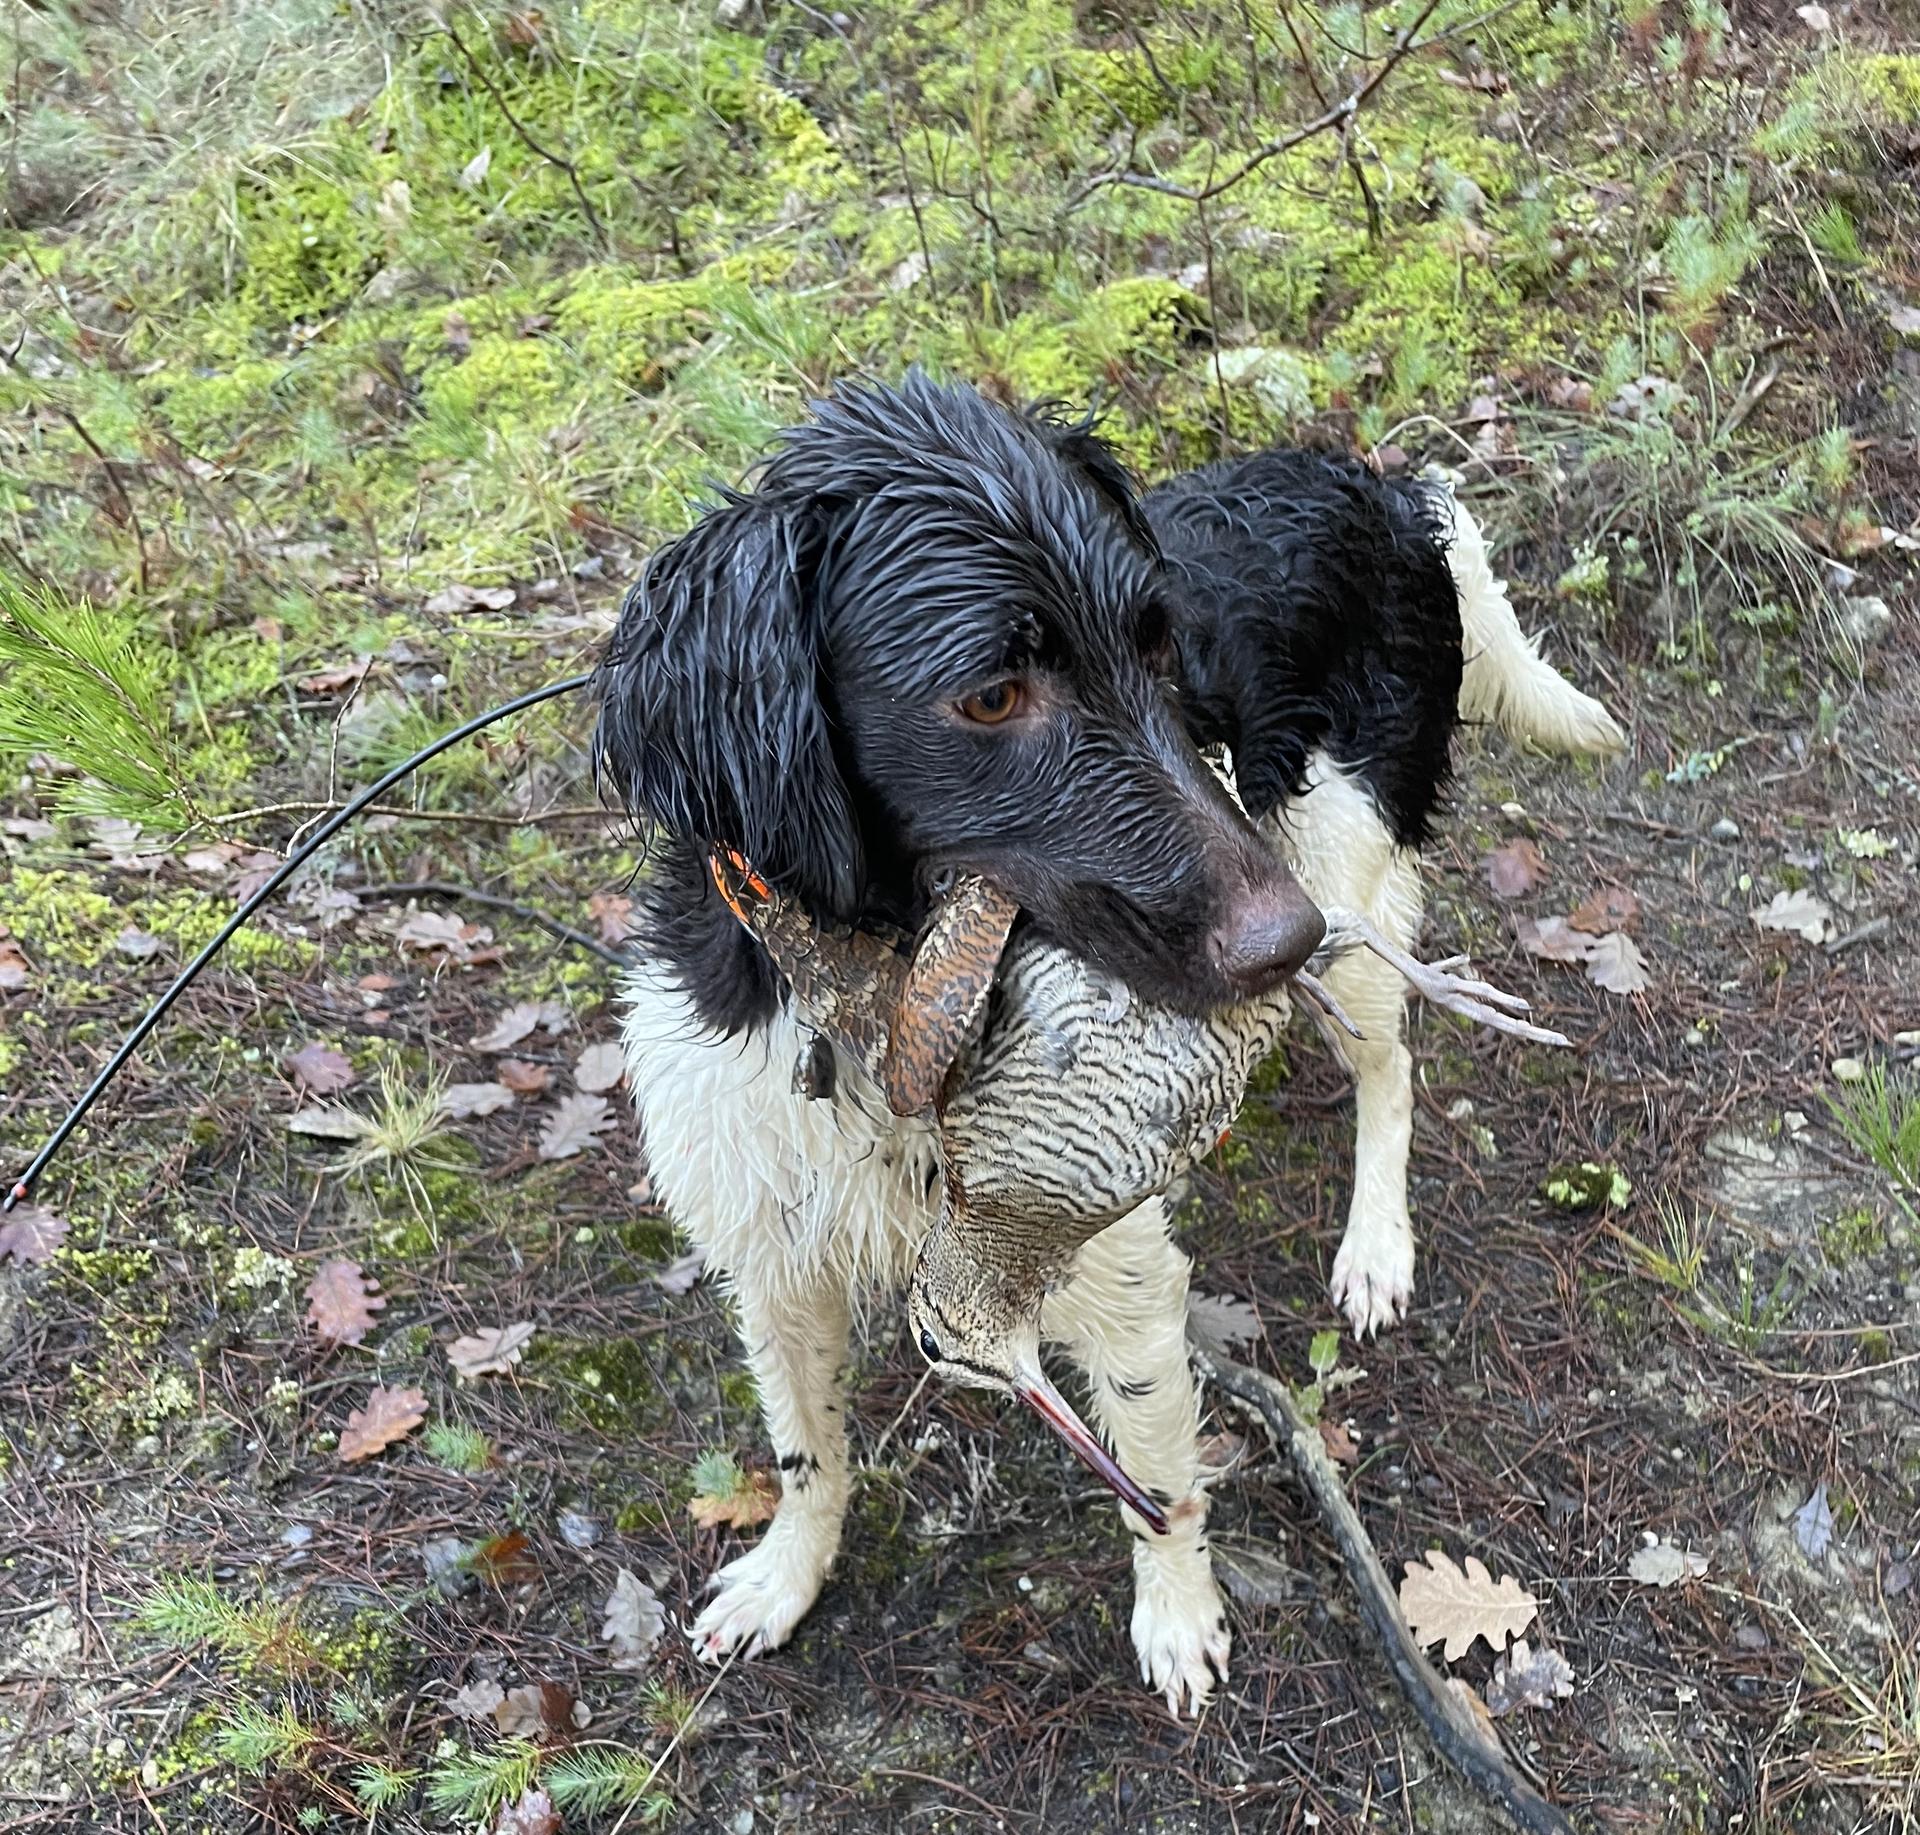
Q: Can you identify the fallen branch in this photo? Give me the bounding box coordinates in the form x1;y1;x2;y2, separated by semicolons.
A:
1193;1347;1581;1835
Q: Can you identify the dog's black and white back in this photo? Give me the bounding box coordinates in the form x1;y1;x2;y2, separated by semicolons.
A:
597;375;1622;1711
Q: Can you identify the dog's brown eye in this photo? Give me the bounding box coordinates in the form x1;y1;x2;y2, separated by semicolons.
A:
958;681;1023;725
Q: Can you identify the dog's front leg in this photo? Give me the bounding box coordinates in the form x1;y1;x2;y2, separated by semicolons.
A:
691;1277;853;1663
1042;1199;1228;1717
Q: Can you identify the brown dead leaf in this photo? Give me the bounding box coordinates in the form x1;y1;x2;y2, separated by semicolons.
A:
588;890;634;946
496;1058;551;1095
114;927;164;960
286;1105;374;1142
447;1320;536;1379
537;1092;615;1161
0;937;31;991
572;1040;627;1093
299;660;371;695
1569;885;1641;934
1584;931;1651;995
1399;1549;1538;1661
305;1260;384;1346
1318;1419;1360;1465
395;909;499;965
450;1678;506;1722
338;1385;428;1462
689;1468;779;1532
1516;915;1601;964
472;1530;539;1589
438;1082;516;1120
286;1042;356;1095
654;1248;705;1294
1753;888;1834;944
0;1204;68;1266
492;1681;571;1740
601;1567;666;1671
425;582;518;616
1483;838;1548;899
472;1000;570;1053
1486;1638;1576;1715
492;1787;560;1835
1446;1677;1501;1749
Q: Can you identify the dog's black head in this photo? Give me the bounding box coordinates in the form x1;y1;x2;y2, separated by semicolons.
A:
594;373;1322;1014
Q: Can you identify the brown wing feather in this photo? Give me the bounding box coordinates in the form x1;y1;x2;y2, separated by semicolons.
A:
884;876;1019;1117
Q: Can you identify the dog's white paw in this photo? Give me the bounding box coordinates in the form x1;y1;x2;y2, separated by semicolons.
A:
1131;1541;1231;1716
1330;1214;1414;1338
690;1522;835;1663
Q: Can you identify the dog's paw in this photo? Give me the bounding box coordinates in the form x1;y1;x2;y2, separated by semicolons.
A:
689;1526;833;1664
1131;1544;1231;1717
1330;1216;1414;1338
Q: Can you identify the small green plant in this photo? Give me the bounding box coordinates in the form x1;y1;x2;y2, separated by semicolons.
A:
137;1575;318;1674
1614;1197;1710;1292
423;1420;495;1473
422;1739;541;1821
0;575;203;830
1805;200;1865;266
545;1742;677;1821
1826;1065;1920;1216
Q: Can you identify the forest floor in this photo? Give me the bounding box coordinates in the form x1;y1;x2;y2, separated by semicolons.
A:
3;1;1919;1831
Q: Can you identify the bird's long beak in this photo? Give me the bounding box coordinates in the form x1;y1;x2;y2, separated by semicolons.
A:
1012;1360;1169;1535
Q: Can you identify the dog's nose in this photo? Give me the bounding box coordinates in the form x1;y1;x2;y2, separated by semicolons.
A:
1211;880;1326;994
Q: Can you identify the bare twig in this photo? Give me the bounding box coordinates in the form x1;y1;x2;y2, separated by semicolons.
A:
206;799;611;830
1193;1347;1581;1835
440;21;611;255
1065;0;1443;209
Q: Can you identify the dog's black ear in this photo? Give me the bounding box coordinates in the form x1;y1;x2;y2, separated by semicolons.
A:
593;491;863;918
1025;404;1159;557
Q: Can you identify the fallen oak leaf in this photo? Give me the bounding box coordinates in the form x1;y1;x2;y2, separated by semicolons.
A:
1516;915;1600;964
1318;1419;1360;1465
1584;931;1651;996
450;1678;506;1722
1793;1482;1835;1559
688;1450;778;1531
305;1260;384;1346
1398;1549;1538;1661
1482;838;1549;899
0;1204;68;1265
573;1040;627;1093
1753;888;1834;944
338;1385;427;1462
496;1058;551;1095
654;1248;706;1295
493;1681;571;1741
286;1105;374;1141
1628;1540;1710;1587
1569;885;1641;934
1186;1291;1262;1358
472;999;571;1053
286;1042;356;1095
492;1786;560;1835
472;1530;539;1589
448;1321;536;1379
588;890;634;946
601;1567;667;1671
114;927;164;959
0;937;30;990
438;1081;516;1120
1485;1639;1575;1715
538;1092;615;1161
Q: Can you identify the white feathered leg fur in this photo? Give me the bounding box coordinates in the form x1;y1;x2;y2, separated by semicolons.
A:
622;961;1226;1712
1267;491;1624;1337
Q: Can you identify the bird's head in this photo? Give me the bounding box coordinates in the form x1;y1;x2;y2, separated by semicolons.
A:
908;1228;1169;1535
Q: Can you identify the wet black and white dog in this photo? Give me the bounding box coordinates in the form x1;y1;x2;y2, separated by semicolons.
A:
595;375;1622;1713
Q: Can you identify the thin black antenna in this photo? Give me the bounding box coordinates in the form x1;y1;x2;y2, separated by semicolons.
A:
4;672;594;1213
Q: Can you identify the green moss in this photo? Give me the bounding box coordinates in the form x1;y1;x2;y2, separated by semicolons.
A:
1851;52;1920;124
236;165;383;324
1543;1162;1631;1211
1818;1206;1887;1264
526;1335;673;1435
